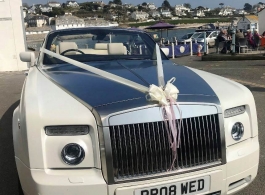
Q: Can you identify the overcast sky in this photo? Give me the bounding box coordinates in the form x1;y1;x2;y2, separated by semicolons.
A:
22;0;260;9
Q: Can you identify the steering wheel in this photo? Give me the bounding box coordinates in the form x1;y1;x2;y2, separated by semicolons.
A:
61;49;85;55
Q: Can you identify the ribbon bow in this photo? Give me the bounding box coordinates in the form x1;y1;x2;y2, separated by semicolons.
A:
148;77;179;106
147;77;182;171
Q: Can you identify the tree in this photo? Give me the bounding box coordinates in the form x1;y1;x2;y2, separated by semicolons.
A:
197;6;204;10
183;3;191;9
52;7;65;16
142;2;147;6
113;0;122;5
35;6;42;15
244;3;252;11
162;0;171;9
103;5;110;13
22;3;29;8
219;3;224;8
138;5;144;11
211;7;221;15
185;11;192;18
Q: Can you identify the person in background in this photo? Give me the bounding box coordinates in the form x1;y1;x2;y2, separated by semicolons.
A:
246;30;255;48
253;29;262;48
235;29;244;52
236;29;244;42
262;31;265;36
217;29;231;53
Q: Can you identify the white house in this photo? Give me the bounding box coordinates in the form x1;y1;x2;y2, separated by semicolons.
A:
131;11;149;20
110;3;118;8
0;0;27;71
48;1;61;8
24;14;48;27
237;15;259;32
161;9;172;18
92;1;104;6
175;4;190;13
22;7;27;18
27;4;38;14
41;5;53;12
192;9;205;17
235;9;248;15
149;10;160;18
147;3;156;10
175;10;186;16
66;1;79;7
51;15;85;30
123;3;133;8
258;8;265;35
219;6;234;16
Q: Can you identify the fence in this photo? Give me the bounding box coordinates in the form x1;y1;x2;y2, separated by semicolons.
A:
162;42;205;58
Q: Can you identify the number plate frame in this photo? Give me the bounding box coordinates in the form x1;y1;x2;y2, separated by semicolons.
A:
134;176;210;195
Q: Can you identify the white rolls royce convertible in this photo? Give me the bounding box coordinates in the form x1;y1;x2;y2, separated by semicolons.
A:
14;28;259;195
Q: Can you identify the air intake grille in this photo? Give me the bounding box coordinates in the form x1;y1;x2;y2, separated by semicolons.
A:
109;114;222;180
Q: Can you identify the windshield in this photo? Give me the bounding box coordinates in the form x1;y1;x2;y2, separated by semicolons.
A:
191;33;202;39
197;32;212;38
181;33;193;39
43;28;167;65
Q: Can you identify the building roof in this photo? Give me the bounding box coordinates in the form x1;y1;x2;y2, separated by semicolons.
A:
245;15;258;23
26;34;47;41
56;15;85;25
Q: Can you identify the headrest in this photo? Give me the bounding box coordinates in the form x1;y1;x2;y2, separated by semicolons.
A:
108;43;125;55
95;43;108;50
59;42;78;55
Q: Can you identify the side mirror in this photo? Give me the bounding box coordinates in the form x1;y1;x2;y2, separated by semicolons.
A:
19;52;35;68
161;48;169;57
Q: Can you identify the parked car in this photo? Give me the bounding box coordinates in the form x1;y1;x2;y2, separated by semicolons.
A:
195;30;219;47
15;28;259;195
178;32;202;44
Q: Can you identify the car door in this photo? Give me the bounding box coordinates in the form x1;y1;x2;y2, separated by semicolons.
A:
208;32;218;47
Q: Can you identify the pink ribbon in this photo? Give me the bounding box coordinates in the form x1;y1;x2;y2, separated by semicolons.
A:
147;78;182;171
162;97;182;171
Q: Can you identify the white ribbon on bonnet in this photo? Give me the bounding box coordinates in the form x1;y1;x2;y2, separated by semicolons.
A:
41;44;182;171
148;77;182;170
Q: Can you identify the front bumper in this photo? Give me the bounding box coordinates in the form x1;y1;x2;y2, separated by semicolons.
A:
16;137;259;195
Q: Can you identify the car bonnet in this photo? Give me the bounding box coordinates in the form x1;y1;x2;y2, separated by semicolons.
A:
42;60;220;118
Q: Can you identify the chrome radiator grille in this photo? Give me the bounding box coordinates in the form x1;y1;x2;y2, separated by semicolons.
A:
109;114;222;180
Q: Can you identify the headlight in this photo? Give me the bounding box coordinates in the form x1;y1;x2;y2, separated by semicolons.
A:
231;122;244;141
61;143;85;165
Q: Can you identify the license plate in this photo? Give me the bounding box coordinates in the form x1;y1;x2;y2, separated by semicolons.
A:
135;176;210;195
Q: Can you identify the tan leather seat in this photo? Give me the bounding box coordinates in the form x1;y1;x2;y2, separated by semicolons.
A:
58;42;78;55
108;43;127;55
94;43;108;50
79;43;109;55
